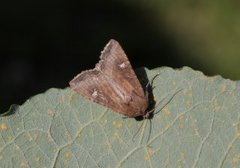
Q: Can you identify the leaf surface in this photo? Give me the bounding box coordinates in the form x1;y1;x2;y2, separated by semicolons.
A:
0;67;240;168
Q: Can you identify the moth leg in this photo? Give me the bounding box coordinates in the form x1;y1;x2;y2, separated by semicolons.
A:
153;88;183;115
144;73;161;101
145;73;161;91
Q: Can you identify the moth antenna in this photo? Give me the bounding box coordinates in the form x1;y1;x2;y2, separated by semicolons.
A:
140;88;182;144
132;120;145;141
151;73;161;86
132;83;182;144
142;73;161;112
145;73;161;92
132;116;153;144
147;119;152;143
153;88;183;115
138;119;152;144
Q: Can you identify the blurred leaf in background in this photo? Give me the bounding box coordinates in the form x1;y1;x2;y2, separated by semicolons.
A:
135;0;240;78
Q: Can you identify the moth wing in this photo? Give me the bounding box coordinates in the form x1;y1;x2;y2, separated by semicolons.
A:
69;39;148;117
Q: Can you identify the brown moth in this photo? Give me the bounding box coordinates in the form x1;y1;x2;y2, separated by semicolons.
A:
69;39;149;118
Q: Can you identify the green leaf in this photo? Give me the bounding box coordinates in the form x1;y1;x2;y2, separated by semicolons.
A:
0;67;240;167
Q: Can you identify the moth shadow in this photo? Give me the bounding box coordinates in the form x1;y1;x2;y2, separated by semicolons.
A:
134;67;156;121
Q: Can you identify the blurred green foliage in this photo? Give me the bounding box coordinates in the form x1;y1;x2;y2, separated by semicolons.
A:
131;0;240;79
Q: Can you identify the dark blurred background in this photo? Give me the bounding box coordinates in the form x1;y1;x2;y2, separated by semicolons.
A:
1;1;240;113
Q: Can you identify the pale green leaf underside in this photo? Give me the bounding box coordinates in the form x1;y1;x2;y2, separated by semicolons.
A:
0;67;240;168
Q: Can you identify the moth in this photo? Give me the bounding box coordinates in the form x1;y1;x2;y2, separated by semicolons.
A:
69;39;150;118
